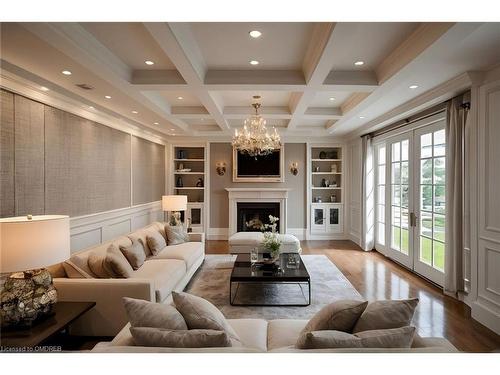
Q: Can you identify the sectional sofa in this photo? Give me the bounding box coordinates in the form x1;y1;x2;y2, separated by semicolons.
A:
49;222;204;336
92;318;458;353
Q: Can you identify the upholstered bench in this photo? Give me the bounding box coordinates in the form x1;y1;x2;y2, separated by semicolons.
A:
228;232;301;254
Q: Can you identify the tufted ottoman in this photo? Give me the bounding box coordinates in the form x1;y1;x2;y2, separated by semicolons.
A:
228;232;301;254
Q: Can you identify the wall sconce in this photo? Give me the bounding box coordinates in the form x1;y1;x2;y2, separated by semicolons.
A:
290;162;299;176
216;161;226;176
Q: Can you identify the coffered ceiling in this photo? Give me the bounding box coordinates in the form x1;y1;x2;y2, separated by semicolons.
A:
1;22;500;141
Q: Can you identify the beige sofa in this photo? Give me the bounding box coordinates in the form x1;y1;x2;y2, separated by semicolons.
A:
92;319;458;353
51;222;204;337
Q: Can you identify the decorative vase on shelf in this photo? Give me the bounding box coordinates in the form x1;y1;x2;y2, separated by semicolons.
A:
176;176;183;187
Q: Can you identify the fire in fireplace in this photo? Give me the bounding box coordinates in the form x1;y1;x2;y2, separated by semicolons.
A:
236;202;280;232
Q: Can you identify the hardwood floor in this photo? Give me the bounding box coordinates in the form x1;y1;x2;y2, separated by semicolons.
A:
206;239;500;352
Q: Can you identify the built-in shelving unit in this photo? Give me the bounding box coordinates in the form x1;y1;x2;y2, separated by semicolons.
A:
307;143;345;239
170;144;208;233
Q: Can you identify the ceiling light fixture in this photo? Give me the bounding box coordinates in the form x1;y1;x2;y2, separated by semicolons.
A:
89;106;94;110
132;110;138;114
104;95;111;99
62;70;72;75
145;60;154;65
232;95;281;157
409;85;419;89
359;116;365;119
249;60;259;65
177;96;184;100
154;122;159;125
329;97;335;101
249;30;262;38
354;61;364;66
40;86;50;92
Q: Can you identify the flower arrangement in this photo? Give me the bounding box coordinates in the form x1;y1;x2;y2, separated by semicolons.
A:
261;215;281;260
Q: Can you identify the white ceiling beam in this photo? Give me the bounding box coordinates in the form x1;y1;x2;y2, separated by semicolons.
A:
144;22;230;131
304;107;342;119
171;106;209;115
340;93;372;115
19;22;191;134
288;23;339;130
324;71;378;88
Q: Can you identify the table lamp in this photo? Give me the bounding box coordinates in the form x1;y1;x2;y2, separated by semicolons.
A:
162;195;187;226
0;215;70;328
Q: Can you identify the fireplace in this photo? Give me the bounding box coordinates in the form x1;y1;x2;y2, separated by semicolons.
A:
237;202;280;232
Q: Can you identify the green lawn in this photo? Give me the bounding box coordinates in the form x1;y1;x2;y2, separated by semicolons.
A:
392;226;444;271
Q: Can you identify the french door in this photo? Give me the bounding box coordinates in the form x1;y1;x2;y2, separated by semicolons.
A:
375;117;446;286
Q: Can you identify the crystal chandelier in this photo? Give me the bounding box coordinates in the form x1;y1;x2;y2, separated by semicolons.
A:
231;96;281;157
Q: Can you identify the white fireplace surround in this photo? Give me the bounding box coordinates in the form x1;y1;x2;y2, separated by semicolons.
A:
226;188;291;236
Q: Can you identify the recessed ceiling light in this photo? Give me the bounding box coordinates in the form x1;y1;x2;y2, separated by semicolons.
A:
249;60;260;65
354;61;364;66
104;95;111;99
409;85;419;89
89;106;94;110
62;70;72;75
249;30;262;38
132;110;138;114
40;86;50;92
145;60;154;65
170;128;175;131
153;122;159;125
177;96;184;100
329;97;335;101
359;116;365;119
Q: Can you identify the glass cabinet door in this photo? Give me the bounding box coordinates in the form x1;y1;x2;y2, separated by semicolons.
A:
327;205;343;232
311;206;326;232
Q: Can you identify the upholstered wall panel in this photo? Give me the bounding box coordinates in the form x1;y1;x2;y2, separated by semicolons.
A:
44;107;131;217
14;94;45;216
1;90;15;217
132;136;165;205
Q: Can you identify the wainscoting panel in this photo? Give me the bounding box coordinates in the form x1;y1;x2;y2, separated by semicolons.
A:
132;136;165;205
14;95;45;216
0;90;15;217
69;202;162;253
348;140;362;246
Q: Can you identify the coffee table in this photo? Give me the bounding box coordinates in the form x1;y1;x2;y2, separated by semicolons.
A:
230;253;311;306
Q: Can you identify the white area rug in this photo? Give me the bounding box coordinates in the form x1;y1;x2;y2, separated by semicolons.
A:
185;254;363;320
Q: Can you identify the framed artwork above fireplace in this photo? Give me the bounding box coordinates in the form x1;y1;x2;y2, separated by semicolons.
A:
232;145;284;182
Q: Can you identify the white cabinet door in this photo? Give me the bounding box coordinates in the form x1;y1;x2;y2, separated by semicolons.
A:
327;204;343;233
311;205;326;232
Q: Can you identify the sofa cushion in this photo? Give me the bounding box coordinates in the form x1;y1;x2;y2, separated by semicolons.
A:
227;319;268;351
352;298;419;333
130;327;232;348
123;297;187;330
301;300;367;333
128;224;164;256
267;319;308;351
147;231;167;256
165;225;190;245
65;236;133;278
131;259;186;302
172;292;241;345
297;326;416;349
120;239;147;270
88;244;134;278
152;242;204;269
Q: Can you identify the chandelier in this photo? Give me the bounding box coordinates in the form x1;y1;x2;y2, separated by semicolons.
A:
231;96;281;157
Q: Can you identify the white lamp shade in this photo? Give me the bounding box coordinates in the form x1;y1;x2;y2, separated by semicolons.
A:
162;195;187;212
0;215;70;273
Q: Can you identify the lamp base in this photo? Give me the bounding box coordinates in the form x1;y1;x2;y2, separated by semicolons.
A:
0;268;57;328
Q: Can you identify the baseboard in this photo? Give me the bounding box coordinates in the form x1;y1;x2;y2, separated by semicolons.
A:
349;231;362;247
207;228;229;240
472;299;500;335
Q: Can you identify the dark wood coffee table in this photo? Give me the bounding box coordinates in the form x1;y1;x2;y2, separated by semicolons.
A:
230;253;311;306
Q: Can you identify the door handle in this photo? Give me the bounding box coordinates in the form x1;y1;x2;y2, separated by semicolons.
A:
410;212;418;227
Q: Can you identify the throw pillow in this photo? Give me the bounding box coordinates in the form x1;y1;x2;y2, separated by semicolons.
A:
296;326;416;349
302;300;368;332
88;244;134;278
123;297;187;330
164;224;190;246
146;231;167;256
120;239;146;269
352;298;419;333
172;292;241;344
130;327;232;348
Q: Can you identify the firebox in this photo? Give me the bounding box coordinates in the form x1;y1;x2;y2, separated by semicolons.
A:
236;202;280;232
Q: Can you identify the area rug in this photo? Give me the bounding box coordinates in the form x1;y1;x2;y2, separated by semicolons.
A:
185;254;363;320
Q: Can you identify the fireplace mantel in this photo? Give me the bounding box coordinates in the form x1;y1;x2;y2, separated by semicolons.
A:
226;188;291;235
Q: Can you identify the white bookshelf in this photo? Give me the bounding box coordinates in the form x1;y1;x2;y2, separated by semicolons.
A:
170;144;209;233
307;143;346;239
